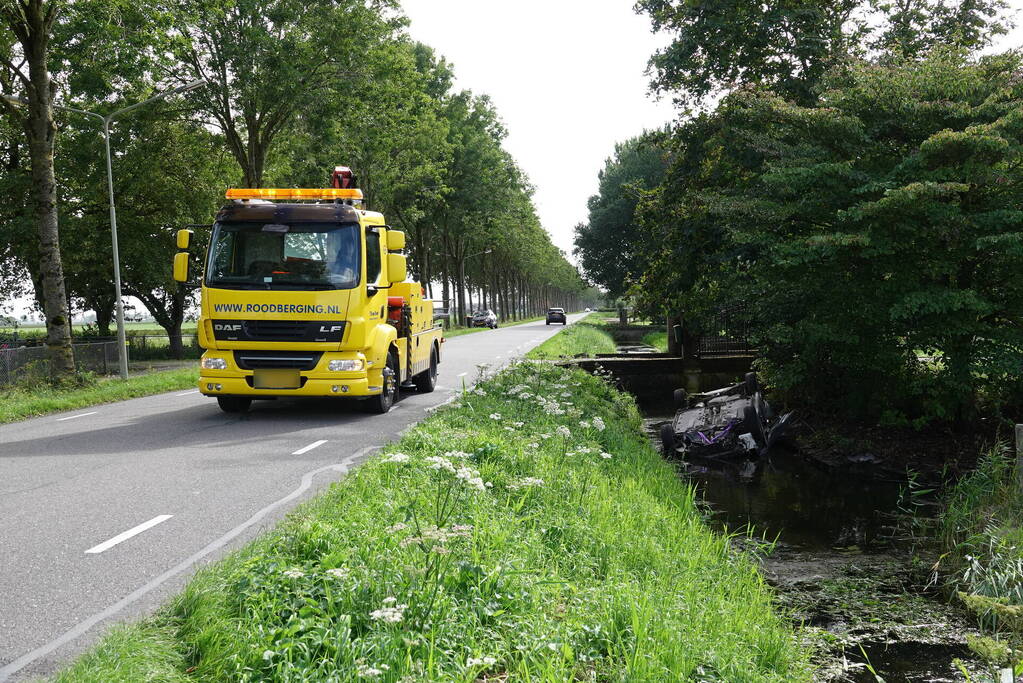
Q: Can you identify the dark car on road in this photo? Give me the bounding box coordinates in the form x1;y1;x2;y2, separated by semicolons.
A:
470;309;498;329
546;307;566;325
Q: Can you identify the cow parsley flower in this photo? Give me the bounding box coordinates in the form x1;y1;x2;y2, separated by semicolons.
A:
282;568;305;579
370;602;407;623
386;522;408;533
325;567;350;579
556;425;571;438
579;420;591;429
489;413;502;420
425;456;456;473
382;452;410;463
467;656;498;668
508;477;545;490
592;416;605;431
600;452;613;459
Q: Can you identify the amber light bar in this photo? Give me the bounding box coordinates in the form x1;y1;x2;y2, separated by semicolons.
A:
226;188;364;201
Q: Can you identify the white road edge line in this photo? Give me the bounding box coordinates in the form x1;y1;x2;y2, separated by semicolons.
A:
176;390;200;396
0;446;379;683
85;515;173;554
292;439;327;456
56;411;97;422
456;372;467;377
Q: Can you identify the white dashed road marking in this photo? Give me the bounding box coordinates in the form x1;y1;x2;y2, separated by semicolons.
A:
85;515;173;554
292;440;328;456
56;412;97;422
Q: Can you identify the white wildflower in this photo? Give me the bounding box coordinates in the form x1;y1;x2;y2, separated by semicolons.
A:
357;663;390;678
512;421;524;427
526;442;539;450
263;650;275;661
600;452;613;459
508;477;545;490
592;416;605;431
382;596;397;605
445;450;472;459
452;524;473;534
579;420;591;429
561;391;571;398
489;413;502;420
556;425;571;438
370;603;407;623
283;568;305;579
468;656;498;668
539;433;553;440
325;567;350;579
425;455;456;473
382;452;410;463
386;522;409;533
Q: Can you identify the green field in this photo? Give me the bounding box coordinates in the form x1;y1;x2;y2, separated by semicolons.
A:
526;316;617;359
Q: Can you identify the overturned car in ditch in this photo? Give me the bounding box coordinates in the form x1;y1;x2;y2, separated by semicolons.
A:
660;373;792;460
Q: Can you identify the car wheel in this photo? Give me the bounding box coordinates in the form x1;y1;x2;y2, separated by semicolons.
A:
413;347;438;393
217;396;251;413
546;321;550;325
673;388;688;409
660;423;677;456
364;352;398;414
744;372;759;396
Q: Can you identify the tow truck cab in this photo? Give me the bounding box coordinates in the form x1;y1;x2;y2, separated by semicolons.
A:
173;173;442;414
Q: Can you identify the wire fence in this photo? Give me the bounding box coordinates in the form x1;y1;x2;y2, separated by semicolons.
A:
0;341;121;387
0;334;202;387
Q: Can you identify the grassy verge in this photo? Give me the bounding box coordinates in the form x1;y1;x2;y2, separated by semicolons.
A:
444;316;545;339
57;362;807;682
0;368;198;424
641;331;668;352
526;318;616;359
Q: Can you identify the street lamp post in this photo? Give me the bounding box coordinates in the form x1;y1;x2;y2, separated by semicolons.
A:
4;80;203;379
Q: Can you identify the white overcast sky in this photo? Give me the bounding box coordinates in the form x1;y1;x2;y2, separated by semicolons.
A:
399;0;676;257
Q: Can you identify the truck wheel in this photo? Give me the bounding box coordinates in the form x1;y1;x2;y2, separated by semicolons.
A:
364;352;398;414
546;321;550;325
660;423;677;456
413;347;438;393
217;396;251;413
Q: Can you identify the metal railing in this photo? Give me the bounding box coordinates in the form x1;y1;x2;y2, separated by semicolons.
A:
696;305;756;357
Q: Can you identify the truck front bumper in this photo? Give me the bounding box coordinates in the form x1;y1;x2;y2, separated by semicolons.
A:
199;375;378;398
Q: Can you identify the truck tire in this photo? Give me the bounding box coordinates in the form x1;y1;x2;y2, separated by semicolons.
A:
744;372;759;396
217;396;251;413
413;346;438;393
364;352;398;414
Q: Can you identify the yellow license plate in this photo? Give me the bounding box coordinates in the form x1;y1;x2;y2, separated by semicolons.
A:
253;369;301;389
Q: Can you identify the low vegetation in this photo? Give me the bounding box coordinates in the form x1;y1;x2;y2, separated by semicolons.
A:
526;318;616;359
940;444;1023;664
641;331;667;352
0;368;198;424
57;362;807;682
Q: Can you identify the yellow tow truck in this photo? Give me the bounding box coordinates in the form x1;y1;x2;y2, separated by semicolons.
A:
172;167;442;414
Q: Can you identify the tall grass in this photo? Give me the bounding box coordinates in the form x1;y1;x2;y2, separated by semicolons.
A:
527;319;616;359
940;443;1023;633
56;362;807;682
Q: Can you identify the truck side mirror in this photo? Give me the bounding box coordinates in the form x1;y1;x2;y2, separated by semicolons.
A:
386;229;406;251
387;253;407;284
173;252;189;283
176;229;193;249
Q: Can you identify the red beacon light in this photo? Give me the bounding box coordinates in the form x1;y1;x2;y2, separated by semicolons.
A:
332;166;357;189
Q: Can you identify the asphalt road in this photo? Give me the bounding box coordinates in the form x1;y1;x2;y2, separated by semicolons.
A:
0;314;586;681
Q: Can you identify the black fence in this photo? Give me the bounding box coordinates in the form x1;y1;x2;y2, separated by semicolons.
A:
695;306;755;357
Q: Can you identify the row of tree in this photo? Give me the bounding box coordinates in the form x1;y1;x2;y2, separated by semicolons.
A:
576;0;1023;426
0;0;589;372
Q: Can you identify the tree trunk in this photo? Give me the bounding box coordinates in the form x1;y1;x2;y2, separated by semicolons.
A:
11;0;75;378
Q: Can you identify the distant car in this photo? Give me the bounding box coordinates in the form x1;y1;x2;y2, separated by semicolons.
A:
546;307;566;325
470;309;498;329
584;307;591;312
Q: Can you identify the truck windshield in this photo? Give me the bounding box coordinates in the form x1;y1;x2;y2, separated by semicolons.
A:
206;221;360;290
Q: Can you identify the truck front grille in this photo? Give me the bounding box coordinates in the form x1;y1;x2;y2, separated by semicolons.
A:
211;319;346;342
234;351;322;371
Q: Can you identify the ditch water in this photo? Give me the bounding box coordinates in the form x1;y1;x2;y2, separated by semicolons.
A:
640;408;989;682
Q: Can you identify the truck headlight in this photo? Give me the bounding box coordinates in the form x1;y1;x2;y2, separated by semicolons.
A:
328;359;364;372
201;357;228;370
